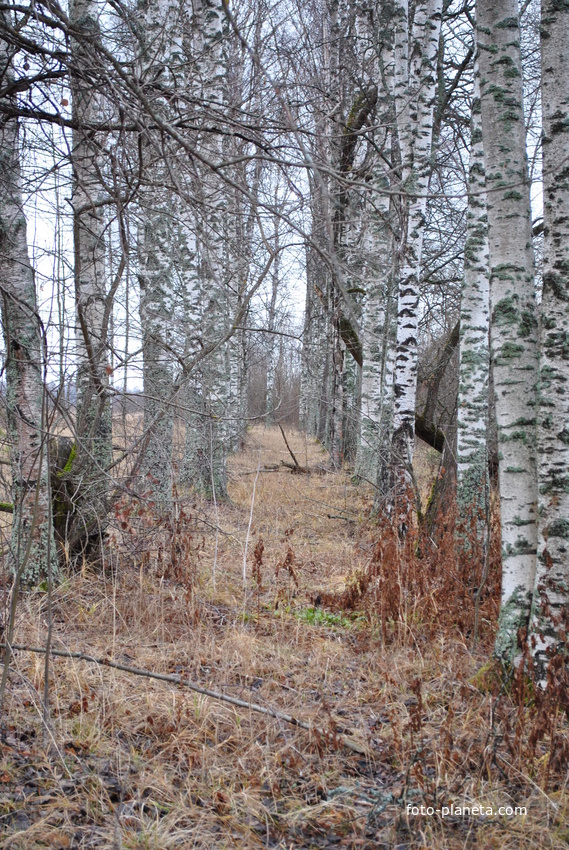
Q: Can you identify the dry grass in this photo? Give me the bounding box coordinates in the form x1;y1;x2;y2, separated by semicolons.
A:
0;426;567;849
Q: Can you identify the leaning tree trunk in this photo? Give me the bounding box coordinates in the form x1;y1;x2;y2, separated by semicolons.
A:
0;18;56;582
69;0;112;557
477;0;539;666
456;63;490;567
530;0;569;681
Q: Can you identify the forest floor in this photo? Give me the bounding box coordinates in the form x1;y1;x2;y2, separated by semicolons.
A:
0;426;568;849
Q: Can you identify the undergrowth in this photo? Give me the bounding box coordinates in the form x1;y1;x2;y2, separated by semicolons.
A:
0;428;567;849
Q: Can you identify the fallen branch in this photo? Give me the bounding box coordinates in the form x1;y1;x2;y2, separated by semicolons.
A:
243;449;261;586
238;464;281;476
280;460;311;474
278;425;310;472
2;643;368;755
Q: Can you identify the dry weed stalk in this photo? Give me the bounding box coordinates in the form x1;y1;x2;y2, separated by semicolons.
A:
323;501;501;652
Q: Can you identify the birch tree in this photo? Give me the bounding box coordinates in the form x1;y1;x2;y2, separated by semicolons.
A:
294;0;370;466
327;0;353;471
69;0;112;554
182;0;230;499
531;0;569;678
300;233;329;439
477;0;539;665
0;11;56;581
265;212;281;425
137;0;184;506
299;25;333;445
355;0;397;485
456;63;490;563
388;0;443;525
355;172;395;484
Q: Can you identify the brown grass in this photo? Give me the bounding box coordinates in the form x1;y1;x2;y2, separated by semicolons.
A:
0;425;567;849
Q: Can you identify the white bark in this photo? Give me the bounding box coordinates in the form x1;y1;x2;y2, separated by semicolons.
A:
477;0;539;664
531;0;569;677
137;0;185;505
389;0;443;518
70;0;112;547
0;14;56;581
183;0;229;498
355;175;393;482
456;63;490;560
300;57;333;443
265;216;280;425
354;6;395;482
300;239;329;437
329;320;345;470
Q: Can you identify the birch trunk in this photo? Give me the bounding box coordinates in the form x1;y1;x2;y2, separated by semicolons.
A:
224;190;247;451
138;213;176;505
327;0;347;470
355;175;394;483
353;1;394;481
200;0;229;497
137;0;184;506
265;219;280;426
329;317;345;470
456;64;490;563
70;0;112;552
531;0;569;678
477;0;539;665
0;17;56;581
375;281;397;501
389;0;443;525
300;240;328;437
182;0;229;498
